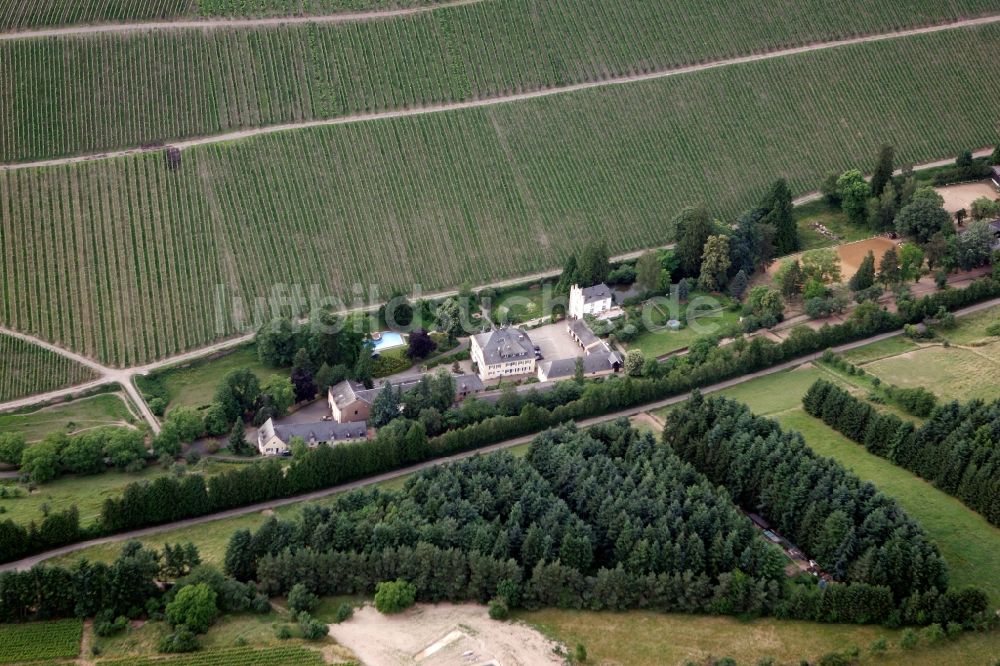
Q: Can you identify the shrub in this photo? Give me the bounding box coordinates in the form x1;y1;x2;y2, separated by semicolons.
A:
374;579;417;614
333;602;354;624
573;643;588;663
488;598;509;620
297;612;329;640
159;625;199;653
900;628;919;649
93;611;128;637
287;583;318;614
868;637;887;655
275;625;292;640
921;623;945;643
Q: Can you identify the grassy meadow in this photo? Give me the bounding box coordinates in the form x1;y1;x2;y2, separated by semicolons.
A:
520;609;1000;666
0;392;137;441
4;26;1000;365
137;345;286;413
0;458;249;531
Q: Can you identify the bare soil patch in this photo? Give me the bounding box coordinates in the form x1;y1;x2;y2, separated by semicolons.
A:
934;180;999;214
328;603;564;666
836;237;898;277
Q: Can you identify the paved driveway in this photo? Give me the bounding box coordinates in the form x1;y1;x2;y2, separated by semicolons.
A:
527;322;583;362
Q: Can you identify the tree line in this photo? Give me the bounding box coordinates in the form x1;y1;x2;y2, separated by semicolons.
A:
662;393;989;627
4;275;997;566
236;419;988;628
803;379;1000;526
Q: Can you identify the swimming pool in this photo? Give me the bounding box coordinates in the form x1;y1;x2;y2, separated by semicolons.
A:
370;331;406;353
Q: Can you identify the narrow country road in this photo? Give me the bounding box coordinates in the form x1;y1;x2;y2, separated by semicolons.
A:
2;14;999;172
0;0;483;41
4;296;997;572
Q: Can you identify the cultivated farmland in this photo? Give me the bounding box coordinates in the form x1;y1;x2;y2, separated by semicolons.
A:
0;332;97;401
0;618;82;663
97;645;326;665
2;25;999;365
3;0;1000;161
0;1;189;30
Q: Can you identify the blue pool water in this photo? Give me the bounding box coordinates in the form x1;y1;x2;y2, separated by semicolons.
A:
370;331;406;353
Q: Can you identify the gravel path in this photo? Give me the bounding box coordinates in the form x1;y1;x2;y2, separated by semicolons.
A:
0;0;482;41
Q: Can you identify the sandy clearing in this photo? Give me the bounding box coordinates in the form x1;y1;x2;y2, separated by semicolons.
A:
935;180;999;214
835;237;899;277
328;603;564;666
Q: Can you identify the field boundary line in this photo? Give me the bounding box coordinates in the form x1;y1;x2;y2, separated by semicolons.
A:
2;15;999;171
3;296;996;572
0;0;484;41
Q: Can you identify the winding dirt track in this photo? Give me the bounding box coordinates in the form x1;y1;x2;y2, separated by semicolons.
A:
2;13;999;172
0;0;482;41
3;297;997;573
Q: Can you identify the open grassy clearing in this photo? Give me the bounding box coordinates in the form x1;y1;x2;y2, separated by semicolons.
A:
779;410;1000;606
92;612;336;662
0;332;98;401
0;459;248;530
627;292;742;358
795;200;872;251
520;609;1000;666
862;341;1000;401
5;26;998;366
841;336;920;364
4;1;1000;162
137;345;286;412
0;392;137;441
934;303;1000;345
651;358;1000;606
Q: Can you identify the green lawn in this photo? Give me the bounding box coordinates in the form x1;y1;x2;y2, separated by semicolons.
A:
654;360;1000;607
862;342;1000;402
777;410;1000;606
0;459;247;532
0;393;138;442
139;346;286;413
795;200;871;251
935;304;1000;346
628;293;742;358
491;285;552;324
519;609;1000;666
841;336;919;365
92;611;339;661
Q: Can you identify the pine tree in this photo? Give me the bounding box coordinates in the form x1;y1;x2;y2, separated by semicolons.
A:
228;419;251;455
870;145;894;198
878;248;902;286
224;530;256;581
353;353;374;389
728;269;749;299
849;252;876;291
674;206;714;278
761;179;798;255
556;254;580;293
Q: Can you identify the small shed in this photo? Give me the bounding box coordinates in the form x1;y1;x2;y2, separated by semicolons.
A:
165;146;181;170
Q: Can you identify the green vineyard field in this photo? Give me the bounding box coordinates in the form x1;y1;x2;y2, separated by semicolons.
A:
0;1;191;30
1;25;997;366
98;645;326;665
0;333;98;401
0;618;82;663
2;0;999;161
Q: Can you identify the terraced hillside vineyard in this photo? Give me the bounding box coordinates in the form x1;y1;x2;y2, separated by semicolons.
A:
0;1;190;30
0;333;98;401
3;0;1000;161
2;26;997;366
0;0;445;29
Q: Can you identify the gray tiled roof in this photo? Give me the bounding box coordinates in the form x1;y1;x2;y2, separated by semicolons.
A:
580;283;613;303
328;380;369;409
259;418;367;445
473;327;534;366
568;318;600;348
538;351;620;380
